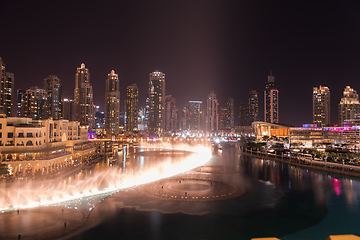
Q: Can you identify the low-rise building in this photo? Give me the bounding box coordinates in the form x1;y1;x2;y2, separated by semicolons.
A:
0;114;96;176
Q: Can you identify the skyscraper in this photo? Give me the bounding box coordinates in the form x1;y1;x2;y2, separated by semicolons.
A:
148;71;165;135
227;98;234;129
338;86;360;126
313;86;330;127
16;89;25;117
74;63;94;129
44;75;62;120
206;91;219;132
105;70;120;135
126;84;138;132
188;100;203;131
219;107;229;130
62;98;74;121
248;90;258;124
238;102;249;126
264;71;279;123
21;86;48;119
165;95;177;132
0;57;14;117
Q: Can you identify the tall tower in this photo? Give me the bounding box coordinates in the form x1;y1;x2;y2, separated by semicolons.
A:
313;86;330;127
264;71;279;123
148;71;165;135
338;86;360;126
16;89;25;117
238;102;249;126
206;91;219;132
165;95;177;132
126;84;138;132
62;98;74;121
21;86;48;119
219;107;229;130
248;90;258;124
227;98;234;129
105;70;120;135
0;57;14;117
44;75;62;120
74;63;94;129
188;100;203;131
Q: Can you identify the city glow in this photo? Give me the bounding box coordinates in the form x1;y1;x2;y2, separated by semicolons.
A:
0;144;211;211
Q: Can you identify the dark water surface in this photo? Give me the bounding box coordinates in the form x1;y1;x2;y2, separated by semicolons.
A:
64;145;360;240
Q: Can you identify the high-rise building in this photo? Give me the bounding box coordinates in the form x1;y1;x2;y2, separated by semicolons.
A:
206;91;219;132
219;107;229;130
138;107;147;131
181;106;190;131
264;71;279;123
62;98;74;121
126;84;138;132
227;98;234;129
145;93;150;126
188;101;203;131
105;70;120;135
165;95;178;132
74;63;94;129
338;86;360;126
313;86;330;127
148;71;165;135
238;102;249;126
248;90;258;124
44;75;62;120
94;105;105;129
21;86;48;119
0;57;14;117
16;89;25;117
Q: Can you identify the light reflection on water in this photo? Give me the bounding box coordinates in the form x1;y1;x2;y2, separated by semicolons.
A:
64;145;360;240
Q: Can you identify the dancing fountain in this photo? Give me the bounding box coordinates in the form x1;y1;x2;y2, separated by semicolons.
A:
0;144;212;211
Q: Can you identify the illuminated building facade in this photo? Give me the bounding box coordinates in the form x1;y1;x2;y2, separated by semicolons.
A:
0;57;14;117
148;71;165;135
248;90;258;124
206;91;219;132
313;85;330;127
182;106;190;131
21;86;48;119
16;89;25;117
44;75;62;120
126;83;138;132
188;100;202;131
138;107;147;131
219;107;229;130
238;102;249;126
0;115;97;176
252;121;289;140
74;63;94;129
338;86;360;126
264;71;279;123
165;95;178;132
62;98;74;121
105;70;120;135
290;124;360;147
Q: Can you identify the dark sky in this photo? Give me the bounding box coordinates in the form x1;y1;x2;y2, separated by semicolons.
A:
1;0;360;126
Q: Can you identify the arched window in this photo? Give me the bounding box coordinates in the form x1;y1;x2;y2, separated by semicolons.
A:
26;140;33;146
17;141;24;146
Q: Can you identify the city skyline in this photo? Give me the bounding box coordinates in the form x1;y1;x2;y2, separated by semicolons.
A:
2;1;360;126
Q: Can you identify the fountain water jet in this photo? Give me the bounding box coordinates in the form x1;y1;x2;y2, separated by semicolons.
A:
0;145;211;211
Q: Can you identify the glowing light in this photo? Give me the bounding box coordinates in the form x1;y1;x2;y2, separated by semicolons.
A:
0;144;211;211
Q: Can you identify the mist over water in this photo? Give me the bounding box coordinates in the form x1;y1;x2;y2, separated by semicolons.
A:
0;143;211;211
66;144;360;240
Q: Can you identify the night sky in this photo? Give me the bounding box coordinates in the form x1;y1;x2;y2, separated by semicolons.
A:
1;0;360;126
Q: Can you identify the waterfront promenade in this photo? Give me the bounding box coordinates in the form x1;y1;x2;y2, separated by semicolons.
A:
242;147;360;178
